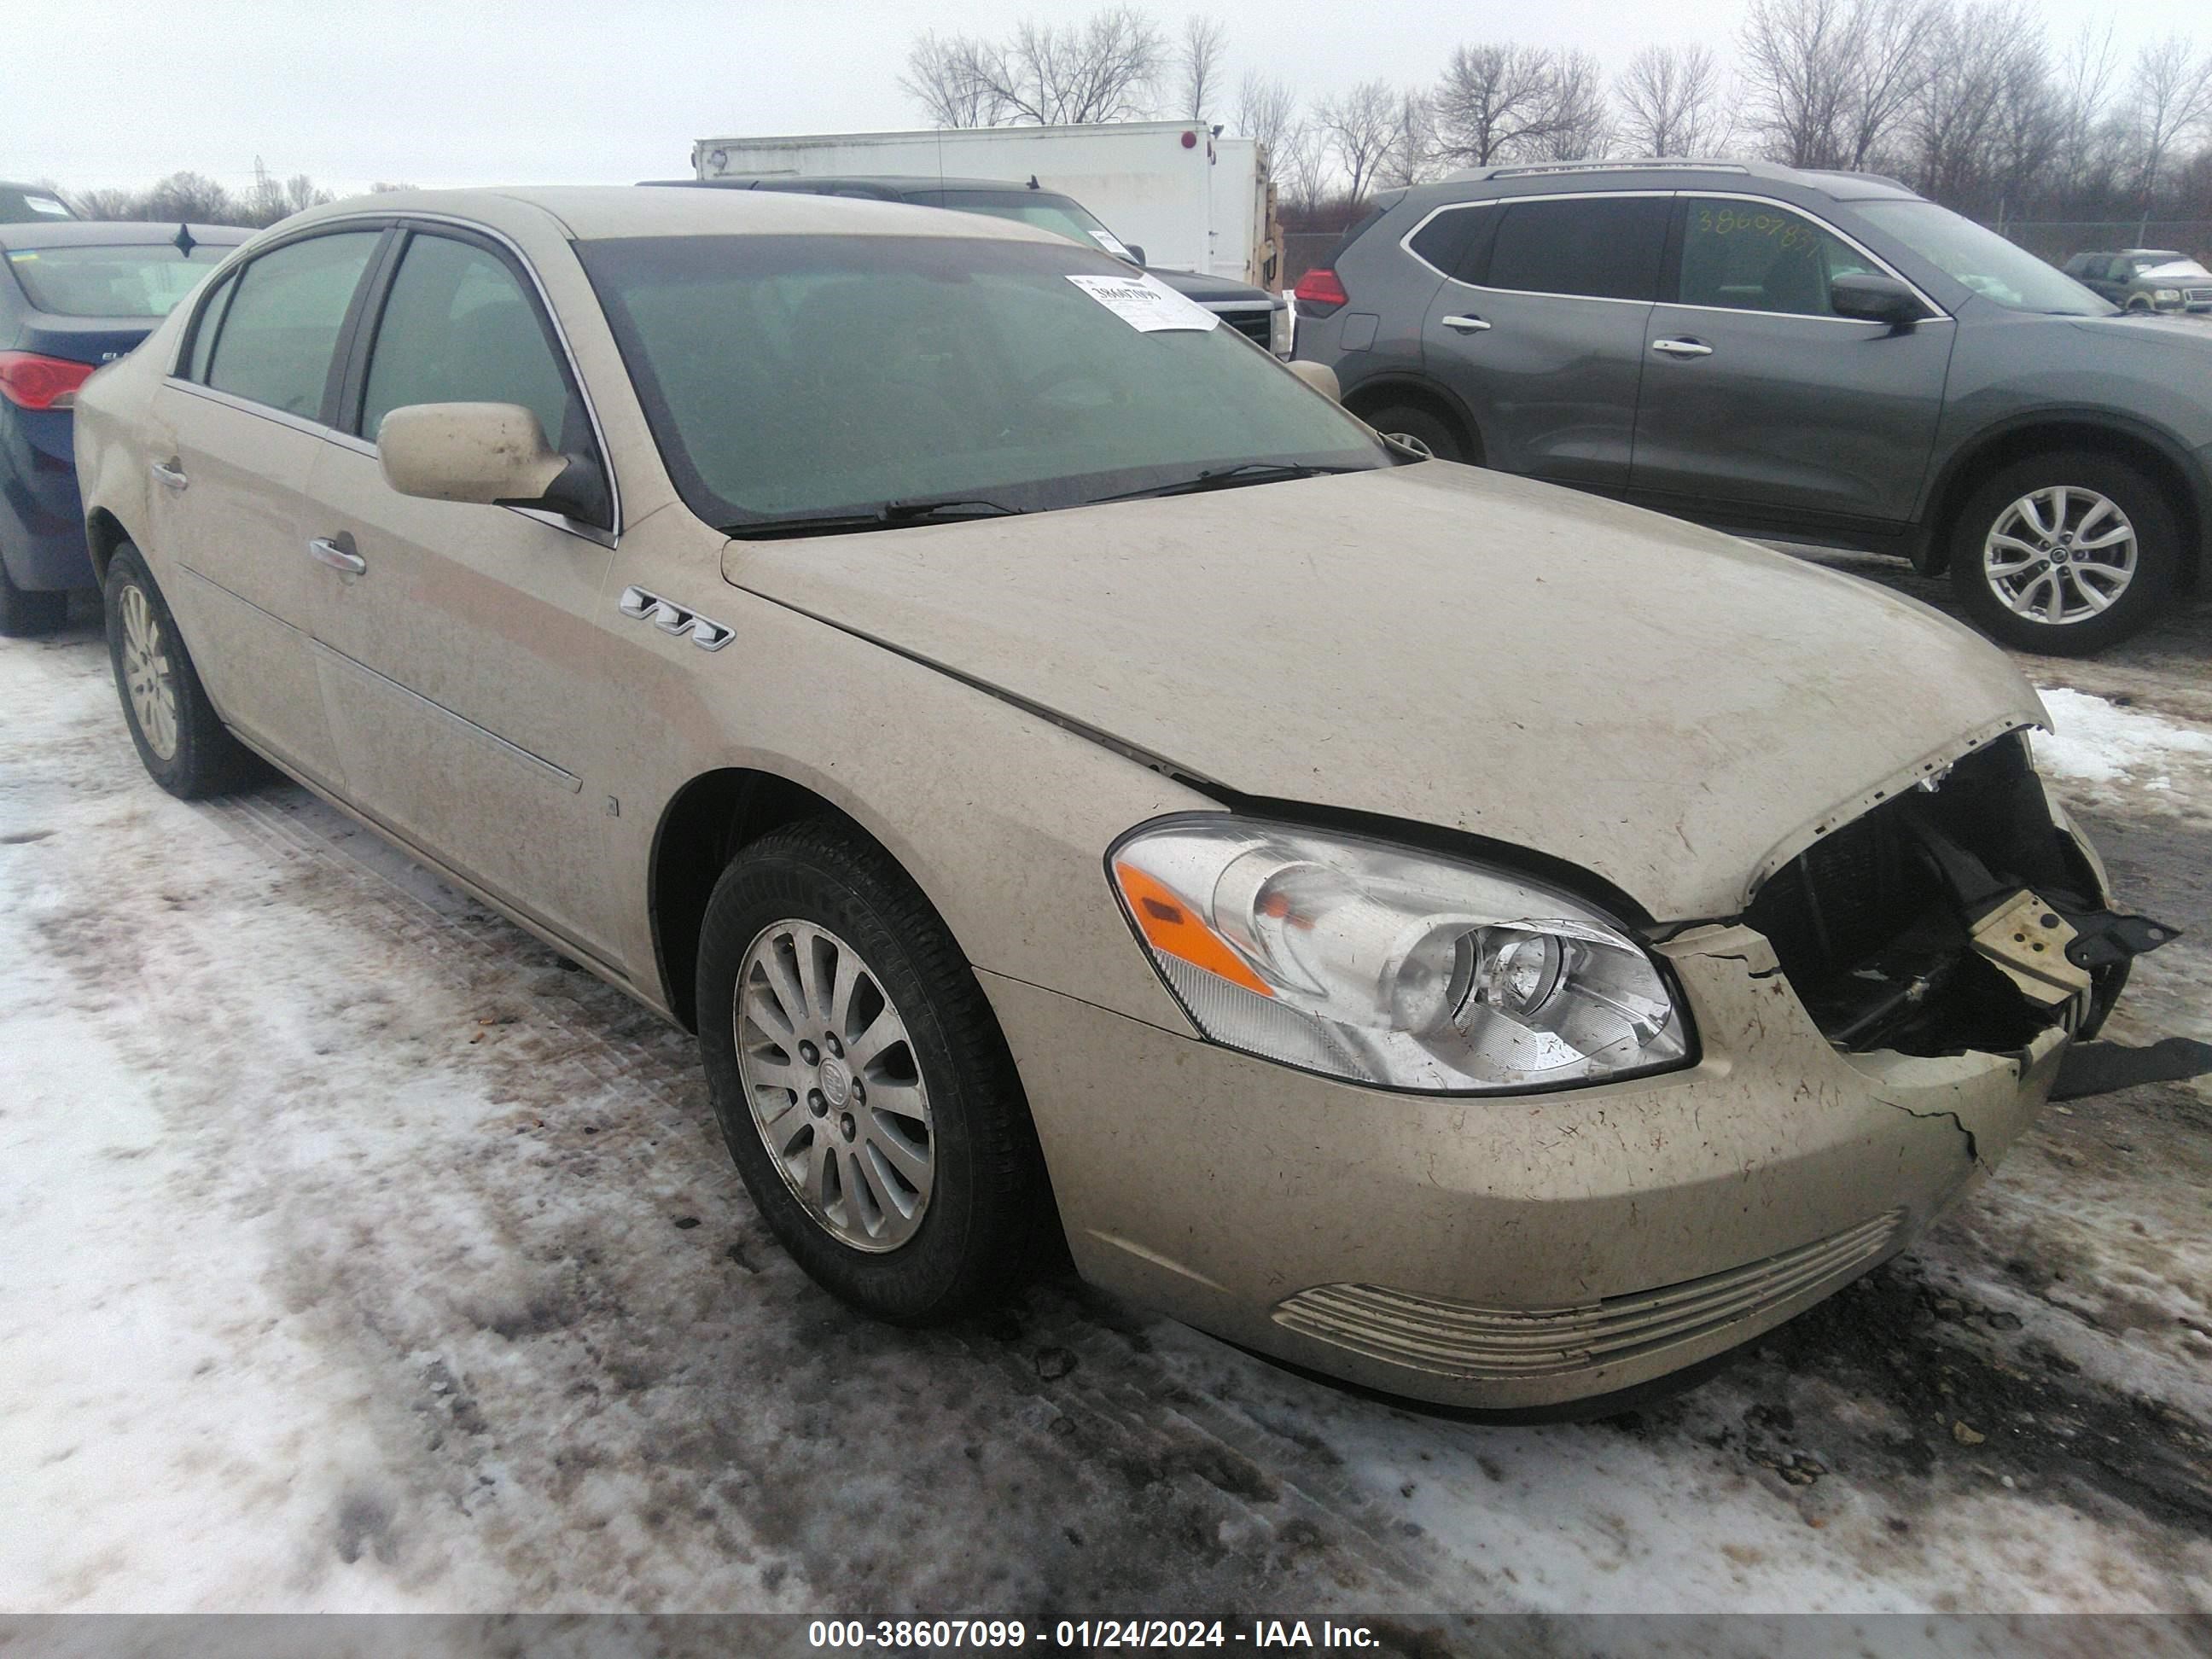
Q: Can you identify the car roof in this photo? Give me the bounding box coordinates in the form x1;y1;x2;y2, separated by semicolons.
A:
0;220;252;251
655;175;1066;200
288;183;1066;246
1435;158;1924;202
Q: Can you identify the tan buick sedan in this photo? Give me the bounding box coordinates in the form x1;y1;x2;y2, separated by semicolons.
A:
71;186;2174;1412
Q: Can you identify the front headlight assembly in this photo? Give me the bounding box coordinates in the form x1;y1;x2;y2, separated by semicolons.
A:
1109;817;1693;1094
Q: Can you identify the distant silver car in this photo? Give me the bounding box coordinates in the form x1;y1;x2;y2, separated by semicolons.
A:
70;185;2186;1412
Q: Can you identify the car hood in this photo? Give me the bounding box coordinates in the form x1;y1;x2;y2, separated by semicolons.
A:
1148;266;1281;307
721;464;2044;922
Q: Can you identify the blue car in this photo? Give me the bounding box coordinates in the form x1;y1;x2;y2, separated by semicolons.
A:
1;220;248;633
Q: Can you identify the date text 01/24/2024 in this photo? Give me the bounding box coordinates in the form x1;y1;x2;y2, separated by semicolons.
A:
806;1620;1383;1650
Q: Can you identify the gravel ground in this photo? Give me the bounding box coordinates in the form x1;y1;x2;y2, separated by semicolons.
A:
2;559;2209;1633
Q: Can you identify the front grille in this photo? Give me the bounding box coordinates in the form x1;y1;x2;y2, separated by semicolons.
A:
1273;1213;1902;1380
2187;287;2212;305
1220;309;1274;345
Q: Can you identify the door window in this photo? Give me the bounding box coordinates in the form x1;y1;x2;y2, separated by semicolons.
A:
1677;199;1876;318
1481;197;1670;301
201;231;381;419
359;232;581;451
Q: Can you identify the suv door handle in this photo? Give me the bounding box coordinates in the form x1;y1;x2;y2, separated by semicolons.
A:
1651;337;1714;358
149;460;189;491
1441;314;1492;334
307;534;366;575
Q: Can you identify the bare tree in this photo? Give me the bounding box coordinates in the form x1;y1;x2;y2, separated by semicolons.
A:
1527;49;1613;161
1234;71;1298;152
900;9;1167;128
1738;0;1931;170
140;172;236;224
902;32;1010;128
282;174;333;214
1273;118;1333;214
1316;79;1405;202
2052;23;2123;199
1177;15;1228;121
1375;89;1442;188
1431;43;1561;166
1616;45;1734;158
2123;35;2212;197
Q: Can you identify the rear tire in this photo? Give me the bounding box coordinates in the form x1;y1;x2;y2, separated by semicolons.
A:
0;553;67;637
103;544;254;798
1359;402;1471;463
1947;451;2180;655
696;818;1047;1324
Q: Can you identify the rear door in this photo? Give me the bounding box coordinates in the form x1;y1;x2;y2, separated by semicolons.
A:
300;224;624;959
1628;195;1956;530
149;227;386;788
1417;192;1670;490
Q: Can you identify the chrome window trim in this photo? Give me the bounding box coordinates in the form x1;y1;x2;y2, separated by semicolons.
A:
165;207;624;538
1395;189;1952;323
1399;190;1673;300
162;378;336;440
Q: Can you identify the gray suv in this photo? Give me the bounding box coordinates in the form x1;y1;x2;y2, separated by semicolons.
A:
1294;160;2210;654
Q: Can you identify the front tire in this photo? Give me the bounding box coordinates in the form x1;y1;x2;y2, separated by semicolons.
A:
1947;452;2180;655
103;544;253;797
696;819;1046;1324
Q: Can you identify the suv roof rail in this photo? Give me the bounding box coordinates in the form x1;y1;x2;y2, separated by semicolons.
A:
1458;159;1754;181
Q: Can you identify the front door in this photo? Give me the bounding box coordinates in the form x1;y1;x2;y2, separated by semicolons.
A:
1628;195;1957;530
1419;193;1671;490
149;229;385;789
300;227;623;961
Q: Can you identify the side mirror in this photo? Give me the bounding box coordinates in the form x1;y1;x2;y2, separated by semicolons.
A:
377;402;609;527
1831;272;1925;327
1288;360;1341;403
1124;243;1147;268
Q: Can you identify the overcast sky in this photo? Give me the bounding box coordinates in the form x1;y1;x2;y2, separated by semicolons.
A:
9;0;2204;196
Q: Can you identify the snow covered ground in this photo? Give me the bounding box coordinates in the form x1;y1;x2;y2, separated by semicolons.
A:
3;569;2210;1630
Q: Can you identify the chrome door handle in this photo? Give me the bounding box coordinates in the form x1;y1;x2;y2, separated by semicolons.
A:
149;460;189;491
307;535;365;575
1651;338;1714;358
1441;314;1492;334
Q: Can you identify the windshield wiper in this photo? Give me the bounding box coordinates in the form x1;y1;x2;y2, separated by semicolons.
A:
725;496;1025;540
1086;463;1368;505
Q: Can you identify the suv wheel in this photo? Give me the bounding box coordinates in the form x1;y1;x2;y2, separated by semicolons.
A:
104;544;255;797
1359;403;1470;463
1947;451;2180;655
695;819;1046;1324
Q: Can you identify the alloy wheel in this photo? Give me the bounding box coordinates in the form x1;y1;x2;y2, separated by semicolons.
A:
119;581;181;760
1982;486;2138;627
735;919;934;1253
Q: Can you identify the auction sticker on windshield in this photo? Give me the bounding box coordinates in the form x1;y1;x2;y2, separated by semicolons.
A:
1065;273;1220;332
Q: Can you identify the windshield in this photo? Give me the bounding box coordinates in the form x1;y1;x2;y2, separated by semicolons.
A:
578;234;1387;532
933;192;1139;263
6;242;231;317
1854;201;2111;314
0;185;74;224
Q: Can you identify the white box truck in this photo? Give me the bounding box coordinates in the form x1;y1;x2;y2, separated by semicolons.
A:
690;120;1281;290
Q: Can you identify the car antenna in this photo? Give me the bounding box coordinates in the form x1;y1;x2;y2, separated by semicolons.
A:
172;223;197;257
1028;174;1039;190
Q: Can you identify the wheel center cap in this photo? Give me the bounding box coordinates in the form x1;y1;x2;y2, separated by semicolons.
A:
818;1055;852;1108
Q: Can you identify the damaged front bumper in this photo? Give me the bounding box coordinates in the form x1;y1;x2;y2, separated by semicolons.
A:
984;924;2070;1412
988;727;2206;1413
